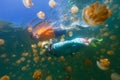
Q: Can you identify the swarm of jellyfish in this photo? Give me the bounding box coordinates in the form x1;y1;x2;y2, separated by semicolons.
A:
82;1;112;26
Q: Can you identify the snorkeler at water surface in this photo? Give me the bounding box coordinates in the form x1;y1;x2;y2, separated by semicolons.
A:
44;37;102;56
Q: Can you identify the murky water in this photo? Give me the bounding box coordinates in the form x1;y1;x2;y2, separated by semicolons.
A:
0;0;120;80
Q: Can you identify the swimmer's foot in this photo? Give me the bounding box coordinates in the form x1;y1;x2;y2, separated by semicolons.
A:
88;38;103;43
89;38;103;47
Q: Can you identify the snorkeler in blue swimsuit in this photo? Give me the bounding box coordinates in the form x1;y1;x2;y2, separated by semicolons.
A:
47;37;102;56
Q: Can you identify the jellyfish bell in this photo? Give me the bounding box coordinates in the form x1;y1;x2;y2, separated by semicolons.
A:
49;0;56;8
46;75;53;80
31;21;55;41
33;70;42;80
71;5;79;14
65;66;72;73
23;0;33;8
0;75;10;80
0;39;5;45
37;11;45;19
31;44;37;49
38;41;43;47
68;31;73;37
21;66;27;71
27;26;33;32
111;73;120;80
82;1;112;26
109;35;117;40
97;61;108;70
96;58;110;70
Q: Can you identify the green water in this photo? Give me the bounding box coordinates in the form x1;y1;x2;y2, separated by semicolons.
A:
0;0;120;80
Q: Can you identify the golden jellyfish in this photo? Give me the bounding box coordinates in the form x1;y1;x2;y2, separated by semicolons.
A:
110;42;119;48
31;44;37;49
49;0;56;8
21;66;27;71
71;5;79;14
65;66;72;73
38;41;43;47
12;54;16;58
0;75;10;80
96;58;110;70
48;57;52;61
40;49;46;55
37;11;45;19
102;32;109;37
82;1;112;26
85;59;92;66
46;75;53;80
22;52;29;57
33;56;40;63
100;27;108;32
59;56;65;61
33;49;38;55
33;70;42;80
60;37;65;42
0;53;7;58
0;39;5;45
20;57;26;62
22;0;33;8
68;31;73;37
107;50;114;55
16;60;21;64
111;72;120;80
33;53;38;57
109;35;117;40
27;27;33;32
60;35;65;42
42;41;49;46
41;57;45;62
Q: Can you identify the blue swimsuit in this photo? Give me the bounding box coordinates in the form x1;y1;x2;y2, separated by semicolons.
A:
50;38;88;56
